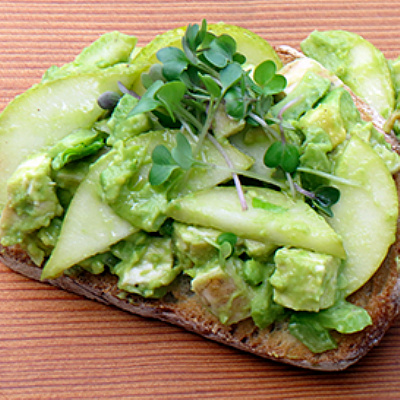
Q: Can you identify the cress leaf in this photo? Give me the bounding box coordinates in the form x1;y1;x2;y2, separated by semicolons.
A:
157;47;189;81
203;34;236;69
197;19;208;47
171;132;195;170
224;87;246;119
157;46;188;64
203;46;228;69
151;144;175;166
199;74;221;98
149;144;179;186
254;60;276;87
264;142;299;174
128;79;164;117
217;232;238;247
311;186;341;217
233;52;246;65
314;186;340;207
155;81;187;121
264;141;284;169
263;74;287;96
185;23;200;51
216;232;237;259
281;143;300;174
162;60;189;81
149;163;179;186
220;62;243;93
128;98;160;117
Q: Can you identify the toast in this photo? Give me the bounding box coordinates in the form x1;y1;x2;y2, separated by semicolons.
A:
1;44;400;371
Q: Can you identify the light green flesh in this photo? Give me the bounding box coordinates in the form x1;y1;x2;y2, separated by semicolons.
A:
301;30;395;118
167;186;346;259
0;64;140;210
330;135;398;296
41;152;137;280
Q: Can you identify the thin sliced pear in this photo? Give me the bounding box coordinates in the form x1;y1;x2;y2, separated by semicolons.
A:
167;186;345;259
329;135;398;296
0;64;140;209
41;152;137;280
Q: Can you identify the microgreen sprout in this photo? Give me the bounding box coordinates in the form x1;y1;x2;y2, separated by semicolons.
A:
216;232;238;261
294;183;340;217
110;19;341;216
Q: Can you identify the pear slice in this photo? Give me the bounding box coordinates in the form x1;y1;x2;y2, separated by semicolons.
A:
41;152;137;280
329;135;398;296
167;186;345;259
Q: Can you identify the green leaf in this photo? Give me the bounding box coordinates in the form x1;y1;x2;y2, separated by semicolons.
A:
281;143;300;174
216;232;237;247
233;52;246;65
157;47;189;80
128;80;164;117
263;74;287;96
264;141;300;174
149;144;179;186
220;62;243;93
157;46;188;64
224;87;246;119
152;144;175;166
128;97;160;117
254;60;276;87
289;313;337;353
203;34;236;69
171;132;194;170
149;163;178;186
155;81;187;121
162;61;189;81
264;141;284;169
216;232;237;259
199;74;221;98
315;300;372;334
311;186;341;217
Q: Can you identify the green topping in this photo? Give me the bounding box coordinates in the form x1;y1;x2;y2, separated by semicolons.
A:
0;21;397;355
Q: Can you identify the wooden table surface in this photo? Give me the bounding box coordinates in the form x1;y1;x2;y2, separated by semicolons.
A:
2;1;400;398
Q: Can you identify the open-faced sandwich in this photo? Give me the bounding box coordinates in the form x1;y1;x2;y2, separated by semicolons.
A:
1;21;400;370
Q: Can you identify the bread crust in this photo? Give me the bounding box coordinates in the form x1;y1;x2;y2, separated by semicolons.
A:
1;46;399;371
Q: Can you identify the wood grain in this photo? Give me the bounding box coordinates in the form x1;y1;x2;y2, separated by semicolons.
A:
2;1;400;398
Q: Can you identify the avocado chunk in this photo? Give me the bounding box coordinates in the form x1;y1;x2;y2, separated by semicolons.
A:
0;154;63;249
111;233;180;298
167;186;346;258
172;222;220;267
189;257;252;325
301;30;395;118
298;87;361;149
100;139;169;232
270;71;331;120
48;128;106;171
42;31;137;82
106;94;152;146
329;134;398;296
270;248;341;312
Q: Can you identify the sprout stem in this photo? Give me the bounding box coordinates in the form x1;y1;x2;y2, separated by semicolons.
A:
207;134;248;211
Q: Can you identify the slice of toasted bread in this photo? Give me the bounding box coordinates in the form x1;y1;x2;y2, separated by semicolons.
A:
1;46;399;371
